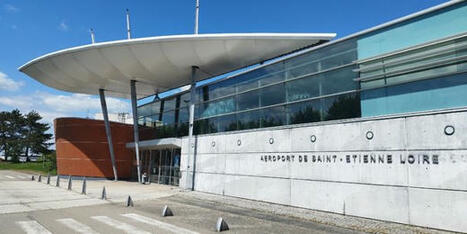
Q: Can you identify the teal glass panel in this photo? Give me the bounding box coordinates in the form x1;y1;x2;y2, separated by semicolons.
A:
358;2;467;59
361;73;467;117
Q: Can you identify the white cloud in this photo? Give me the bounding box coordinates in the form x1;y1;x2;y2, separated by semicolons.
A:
58;20;69;31
0;72;23;91
41;93;129;113
4;4;19;13
0;91;130;125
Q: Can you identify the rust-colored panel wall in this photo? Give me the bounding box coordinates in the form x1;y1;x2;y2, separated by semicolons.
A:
54;118;134;179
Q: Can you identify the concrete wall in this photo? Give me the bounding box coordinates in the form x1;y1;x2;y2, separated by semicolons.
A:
179;110;467;232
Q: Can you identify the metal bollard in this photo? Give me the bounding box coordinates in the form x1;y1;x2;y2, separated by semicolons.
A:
216;217;229;232
126;195;134;207
67;175;72;190
101;186;107;200
81;177;87;195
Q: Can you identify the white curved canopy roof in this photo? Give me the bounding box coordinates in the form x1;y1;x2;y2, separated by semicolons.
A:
19;33;335;99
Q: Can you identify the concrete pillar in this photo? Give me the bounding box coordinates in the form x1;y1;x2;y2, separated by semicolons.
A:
130;80;142;183
188;66;198;191
99;89;118;181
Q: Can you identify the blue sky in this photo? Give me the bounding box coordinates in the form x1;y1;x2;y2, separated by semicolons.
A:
0;0;447;125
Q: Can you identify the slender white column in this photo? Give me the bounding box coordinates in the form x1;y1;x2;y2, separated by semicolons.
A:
188;66;198;191
126;9;131;39
194;0;200;34
130;80;142;183
99;89;118;181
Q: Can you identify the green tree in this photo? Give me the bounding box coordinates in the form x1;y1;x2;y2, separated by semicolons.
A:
3;109;25;162
0;109;52;162
23;111;53;158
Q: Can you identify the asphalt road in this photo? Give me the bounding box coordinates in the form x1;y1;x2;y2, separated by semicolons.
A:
0;170;362;234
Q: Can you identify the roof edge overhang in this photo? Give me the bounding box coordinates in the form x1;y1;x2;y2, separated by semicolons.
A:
18;32;336;99
126;137;181;150
18;33;336;72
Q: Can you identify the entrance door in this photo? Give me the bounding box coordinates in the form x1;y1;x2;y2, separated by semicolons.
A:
141;148;180;186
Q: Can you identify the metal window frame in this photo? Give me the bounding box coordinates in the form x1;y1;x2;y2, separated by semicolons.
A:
355;32;467;64
354;33;467;73
195;89;360;121
195;62;357;105
355;54;467;82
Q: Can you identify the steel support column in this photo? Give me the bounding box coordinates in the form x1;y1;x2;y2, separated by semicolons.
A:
188;66;198;191
98;89;118;181
130;80;142;183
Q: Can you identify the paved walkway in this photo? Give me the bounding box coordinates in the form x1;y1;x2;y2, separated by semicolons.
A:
0;170;447;233
0;170;362;233
0;170;181;215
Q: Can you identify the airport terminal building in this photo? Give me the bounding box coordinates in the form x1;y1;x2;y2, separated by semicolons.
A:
20;1;467;232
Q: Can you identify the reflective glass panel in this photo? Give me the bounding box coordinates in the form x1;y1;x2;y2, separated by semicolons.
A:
216;114;237;132
161;111;175;125
237;90;259;111
261;106;286;128
261;83;286;107
237;110;261;130
324;93;361;120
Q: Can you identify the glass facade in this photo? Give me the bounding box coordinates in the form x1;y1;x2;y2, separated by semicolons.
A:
138;1;467;140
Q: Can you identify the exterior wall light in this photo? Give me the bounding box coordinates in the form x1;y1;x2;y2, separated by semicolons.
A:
366;131;374;140
310;135;317;143
269;138;274;144
444;125;455;136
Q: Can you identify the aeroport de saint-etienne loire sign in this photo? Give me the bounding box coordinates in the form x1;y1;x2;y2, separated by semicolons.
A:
260;152;441;165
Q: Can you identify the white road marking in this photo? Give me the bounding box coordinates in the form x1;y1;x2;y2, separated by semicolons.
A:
121;213;199;234
57;218;100;234
16;221;52;234
16;175;27;179
91;216;150;234
5;175;15;179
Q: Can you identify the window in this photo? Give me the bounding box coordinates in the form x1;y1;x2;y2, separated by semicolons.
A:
324;93;361;120
286;74;320;102
287;100;322;124
261;106;286;128
237;90;259;111
237;110;261;130
216;114;237;132
198;97;236;118
161;111;175;125
260;83;285;107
